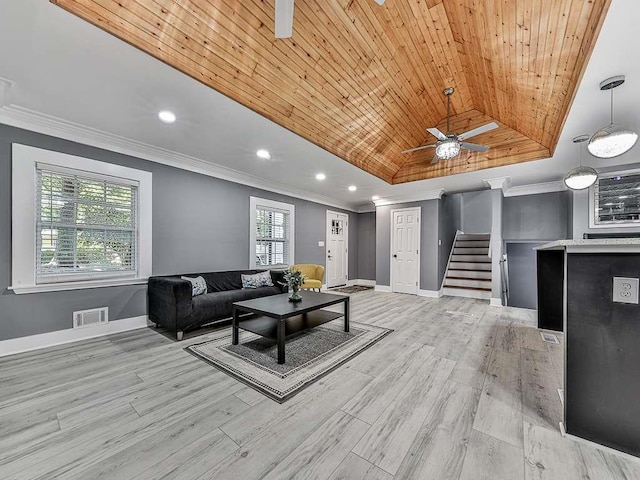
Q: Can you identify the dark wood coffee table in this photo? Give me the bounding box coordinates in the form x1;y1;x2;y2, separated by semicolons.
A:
232;291;350;364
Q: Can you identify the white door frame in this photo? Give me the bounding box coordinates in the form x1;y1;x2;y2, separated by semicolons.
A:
326;210;349;287
390;207;421;294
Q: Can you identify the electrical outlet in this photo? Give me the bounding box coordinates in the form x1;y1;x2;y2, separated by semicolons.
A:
613;277;639;304
318;241;325;247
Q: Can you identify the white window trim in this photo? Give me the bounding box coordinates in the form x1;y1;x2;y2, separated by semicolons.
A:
589;167;640;229
10;144;152;294
249;196;295;269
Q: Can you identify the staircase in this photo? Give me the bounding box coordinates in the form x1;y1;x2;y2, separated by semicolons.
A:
442;232;492;300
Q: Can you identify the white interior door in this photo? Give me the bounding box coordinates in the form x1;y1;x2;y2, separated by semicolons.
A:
391;207;420;294
326;211;348;288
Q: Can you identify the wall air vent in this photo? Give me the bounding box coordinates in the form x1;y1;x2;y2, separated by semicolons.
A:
540;332;560;344
73;307;108;329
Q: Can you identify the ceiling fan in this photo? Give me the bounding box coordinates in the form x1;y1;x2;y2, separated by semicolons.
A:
275;0;386;38
402;87;499;165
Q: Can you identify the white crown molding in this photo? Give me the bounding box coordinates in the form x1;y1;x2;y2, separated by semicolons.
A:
373;188;445;207
0;77;13;107
483;176;511;192
0;104;359;213
504;180;567;197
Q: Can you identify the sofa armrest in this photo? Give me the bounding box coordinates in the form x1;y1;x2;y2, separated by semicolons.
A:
148;276;192;332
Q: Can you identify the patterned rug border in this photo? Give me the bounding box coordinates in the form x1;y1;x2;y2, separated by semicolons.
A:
219;325;369;380
184;321;393;403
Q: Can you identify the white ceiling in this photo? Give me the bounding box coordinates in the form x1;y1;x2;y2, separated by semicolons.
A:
1;0;639;211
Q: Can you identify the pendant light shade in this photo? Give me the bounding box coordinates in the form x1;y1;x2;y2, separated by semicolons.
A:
564;165;598;190
587;126;638;158
588;76;638;159
564;134;597;191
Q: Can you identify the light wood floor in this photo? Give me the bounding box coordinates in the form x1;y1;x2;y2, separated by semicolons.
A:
1;291;639;480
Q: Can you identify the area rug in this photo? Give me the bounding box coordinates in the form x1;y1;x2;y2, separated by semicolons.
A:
185;320;392;403
329;285;374;294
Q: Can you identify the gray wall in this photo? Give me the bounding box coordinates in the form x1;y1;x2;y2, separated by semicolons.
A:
376;200;440;291
438;194;462;287
461;190;492;233
0;124;359;341
506;242;541;309
357;212;376;281
503;191;571;241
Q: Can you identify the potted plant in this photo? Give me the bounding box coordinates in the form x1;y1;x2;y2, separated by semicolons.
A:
281;269;307;302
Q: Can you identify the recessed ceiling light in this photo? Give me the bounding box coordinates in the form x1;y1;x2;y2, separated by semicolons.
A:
256;149;271;160
348;185;357;192
158;110;176;124
315;173;326;181
371;195;379;200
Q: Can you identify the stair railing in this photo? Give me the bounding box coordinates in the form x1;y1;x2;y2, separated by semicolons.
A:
441;229;464;290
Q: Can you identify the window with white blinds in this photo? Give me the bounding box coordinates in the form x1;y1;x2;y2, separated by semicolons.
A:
36;165;139;283
250;197;294;268
591;170;640;227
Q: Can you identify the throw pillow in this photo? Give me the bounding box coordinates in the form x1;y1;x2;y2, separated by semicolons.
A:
241;270;274;289
181;276;207;296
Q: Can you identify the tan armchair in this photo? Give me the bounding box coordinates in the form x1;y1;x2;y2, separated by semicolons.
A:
290;264;324;292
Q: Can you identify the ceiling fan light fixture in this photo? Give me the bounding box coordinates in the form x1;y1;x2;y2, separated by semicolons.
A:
587;126;638;158
564;166;598;190
435;139;460;159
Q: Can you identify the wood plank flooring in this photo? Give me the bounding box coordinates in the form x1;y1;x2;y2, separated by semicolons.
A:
1;291;639;479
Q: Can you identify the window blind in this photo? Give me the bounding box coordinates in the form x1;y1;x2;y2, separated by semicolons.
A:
36;165;139;283
594;172;640;225
255;206;290;267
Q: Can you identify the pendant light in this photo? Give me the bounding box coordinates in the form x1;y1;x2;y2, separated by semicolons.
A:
565;135;598;190
588;75;638;158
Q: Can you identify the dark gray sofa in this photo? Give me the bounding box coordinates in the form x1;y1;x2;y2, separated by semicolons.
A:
148;269;286;340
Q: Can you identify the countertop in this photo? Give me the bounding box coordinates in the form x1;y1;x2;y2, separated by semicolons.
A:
535;238;640;251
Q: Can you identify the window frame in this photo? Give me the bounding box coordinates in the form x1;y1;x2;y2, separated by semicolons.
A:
249;196;295;269
589;167;640;229
10;144;152;294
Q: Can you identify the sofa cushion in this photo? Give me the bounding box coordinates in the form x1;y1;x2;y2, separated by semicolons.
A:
190;286;282;326
181;275;207;296
241;271;274;289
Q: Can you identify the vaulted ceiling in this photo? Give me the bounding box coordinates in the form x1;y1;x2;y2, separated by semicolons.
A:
51;0;611;184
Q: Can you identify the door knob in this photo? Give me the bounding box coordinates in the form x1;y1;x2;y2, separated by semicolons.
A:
393;254;397;258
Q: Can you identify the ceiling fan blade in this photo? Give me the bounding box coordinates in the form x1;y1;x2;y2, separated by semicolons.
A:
426;127;447;141
460;142;489;153
275;0;294;38
458;122;499;141
402;144;436;154
430;154;440;165
374;0;386;4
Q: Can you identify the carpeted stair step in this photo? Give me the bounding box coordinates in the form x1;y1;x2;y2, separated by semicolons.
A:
444;278;492;289
457;233;491;241
447;269;492;280
449;262;492;271
451;254;492;263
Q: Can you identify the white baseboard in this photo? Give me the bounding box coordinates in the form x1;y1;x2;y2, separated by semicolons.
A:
418;289;443;298
490;298;503;307
347;279;376;287
374;285;392;293
0;315;151;358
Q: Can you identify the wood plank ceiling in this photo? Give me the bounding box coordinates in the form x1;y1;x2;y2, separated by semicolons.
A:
51;0;611;184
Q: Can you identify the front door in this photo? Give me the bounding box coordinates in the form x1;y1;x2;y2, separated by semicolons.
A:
326;211;348;288
391;207;420;294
